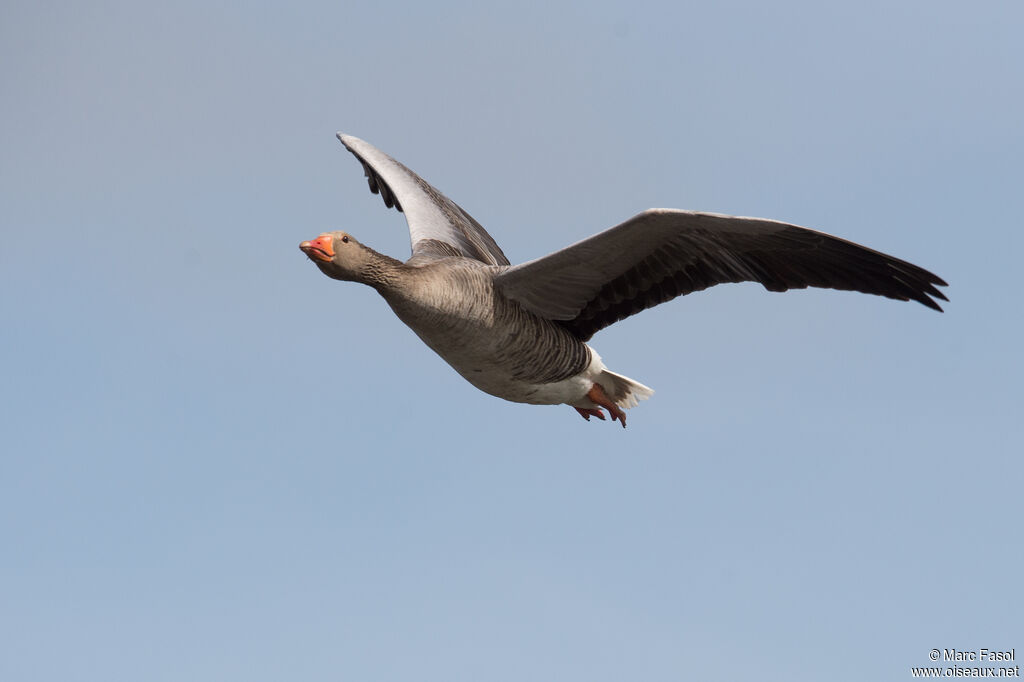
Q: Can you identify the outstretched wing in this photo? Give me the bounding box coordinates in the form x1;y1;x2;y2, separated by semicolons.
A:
337;134;509;266
494;209;947;341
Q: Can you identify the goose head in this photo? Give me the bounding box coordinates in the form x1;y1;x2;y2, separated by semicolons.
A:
299;231;381;283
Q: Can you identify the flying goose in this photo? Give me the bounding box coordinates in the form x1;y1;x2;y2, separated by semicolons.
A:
300;134;947;427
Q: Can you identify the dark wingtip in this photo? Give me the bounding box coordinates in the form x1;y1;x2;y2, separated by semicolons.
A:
897;262;948;312
923;272;949;311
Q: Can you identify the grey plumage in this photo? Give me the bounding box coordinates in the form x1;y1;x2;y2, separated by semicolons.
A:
494;209;947;341
340;134;509;266
301;133;947;424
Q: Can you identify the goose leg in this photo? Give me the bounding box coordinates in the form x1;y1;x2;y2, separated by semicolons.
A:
574;407;606;421
586;383;627;428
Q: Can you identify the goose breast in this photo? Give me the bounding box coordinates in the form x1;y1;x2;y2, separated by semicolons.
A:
380;262;592;402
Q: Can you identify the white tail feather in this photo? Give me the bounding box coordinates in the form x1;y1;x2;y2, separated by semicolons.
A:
599;370;655;409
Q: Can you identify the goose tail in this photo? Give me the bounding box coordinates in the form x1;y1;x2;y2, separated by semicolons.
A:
599;369;655;409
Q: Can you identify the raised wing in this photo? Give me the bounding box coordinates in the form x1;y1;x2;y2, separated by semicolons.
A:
494;209;947;341
337;134;509;266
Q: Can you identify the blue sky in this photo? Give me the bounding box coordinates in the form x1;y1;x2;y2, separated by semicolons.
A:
2;1;1021;680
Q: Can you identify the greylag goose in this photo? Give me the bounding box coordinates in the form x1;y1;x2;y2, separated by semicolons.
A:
300;134;947;427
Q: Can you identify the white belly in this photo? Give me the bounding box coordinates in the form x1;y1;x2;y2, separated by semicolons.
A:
451;346;607;406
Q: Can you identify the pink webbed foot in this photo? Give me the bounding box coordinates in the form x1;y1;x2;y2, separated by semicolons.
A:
586;383;627;428
574;407;607;422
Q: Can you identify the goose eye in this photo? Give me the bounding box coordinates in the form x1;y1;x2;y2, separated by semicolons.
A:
341;235;350;243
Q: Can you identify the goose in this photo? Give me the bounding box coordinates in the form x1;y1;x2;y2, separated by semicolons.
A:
300;133;947;427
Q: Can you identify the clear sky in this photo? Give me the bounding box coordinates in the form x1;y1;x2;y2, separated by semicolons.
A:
2;1;1021;680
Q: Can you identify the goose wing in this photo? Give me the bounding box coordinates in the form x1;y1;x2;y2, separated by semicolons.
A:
494;209;947;341
337;134;509;266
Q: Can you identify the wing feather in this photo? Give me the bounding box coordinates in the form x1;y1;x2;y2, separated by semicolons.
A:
494;209;947;341
337;134;509;266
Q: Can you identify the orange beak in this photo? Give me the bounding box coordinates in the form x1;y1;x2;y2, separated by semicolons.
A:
299;234;335;262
